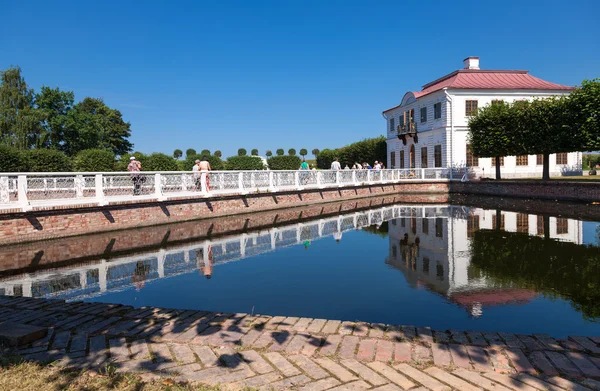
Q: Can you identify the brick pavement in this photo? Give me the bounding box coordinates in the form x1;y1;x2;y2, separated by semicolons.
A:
1;295;600;390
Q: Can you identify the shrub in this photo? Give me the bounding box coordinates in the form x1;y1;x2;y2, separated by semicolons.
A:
144;153;179;171
265;150;272;157
251;149;259;156
276;149;284;156
26;149;72;172
312;148;320;157
288;148;296;156
185;148;196;158
73;149;115;172
173;149;183;159
316;148;339;169
214;150;222;158
339;137;386;168
225;155;266;170
0;146;26;172
201;149;210;156
182;154;224;171
267;155;301;170
238;148;247;156
299;148;307;157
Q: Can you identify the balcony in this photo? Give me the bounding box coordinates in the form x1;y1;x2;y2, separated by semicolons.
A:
397;121;418;144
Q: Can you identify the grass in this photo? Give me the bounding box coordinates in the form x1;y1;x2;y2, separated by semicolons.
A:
0;356;223;391
493;175;600;182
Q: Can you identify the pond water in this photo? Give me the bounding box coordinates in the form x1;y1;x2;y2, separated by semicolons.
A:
1;201;600;338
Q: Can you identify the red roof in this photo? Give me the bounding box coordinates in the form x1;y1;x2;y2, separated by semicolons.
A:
383;69;573;113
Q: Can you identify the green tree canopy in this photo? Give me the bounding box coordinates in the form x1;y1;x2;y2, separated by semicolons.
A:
144;152;178;171
276;148;284;156
288;148;296;156
173;149;183;159
73;149;115;172
214;150;222;158
201;149;210;156
267;155;301;170
251;148;259;156
185;148;196;158
226;155;265;170
299;148;307;158
265;150;272;157
238;148;247;156
35;86;75;150
312;148;320;157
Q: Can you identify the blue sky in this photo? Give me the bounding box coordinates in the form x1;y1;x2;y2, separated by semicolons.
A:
2;0;599;157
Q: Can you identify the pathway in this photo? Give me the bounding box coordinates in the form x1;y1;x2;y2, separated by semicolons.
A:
1;296;600;391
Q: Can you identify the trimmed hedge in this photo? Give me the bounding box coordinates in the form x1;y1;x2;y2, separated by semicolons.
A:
116;152;147;171
0;146;26;172
317;137;386;169
144;153;179;171
267;155;301;170
182;154;225;171
316;149;339;169
73;149;115;172
26;149;72;172
226;155;266;170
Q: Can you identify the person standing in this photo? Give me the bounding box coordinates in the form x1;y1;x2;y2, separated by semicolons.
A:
127;156;142;195
198;155;211;191
192;159;201;190
300;159;310;185
331;158;341;170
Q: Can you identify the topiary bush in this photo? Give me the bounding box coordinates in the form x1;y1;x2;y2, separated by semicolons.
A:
73;149;115;172
144;153;179;171
339;137;386;168
26;149;72;172
225;155;266;170
316;148;339;169
182;154;225;171
267;155;301;170
0;146;26;172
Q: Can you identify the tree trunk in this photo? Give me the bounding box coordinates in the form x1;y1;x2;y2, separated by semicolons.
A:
495;157;501;180
544;215;550;240
542;153;550;180
495;209;502;231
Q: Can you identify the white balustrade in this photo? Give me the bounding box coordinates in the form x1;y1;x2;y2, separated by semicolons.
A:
0;168;452;211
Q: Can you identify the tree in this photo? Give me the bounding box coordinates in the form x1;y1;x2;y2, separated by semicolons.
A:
299;148;307;158
276;148;284;156
186;148;196;158
265;150;272;157
568;79;600;151
73;149;115;171
288;148;296;156
63;97;133;156
251;148;259;156
238;148;247;156
201;149;210;156
226;156;266;170
173;149;183;159
312;148;320;157
144;152;178;171
0;66;41;150
35;86;75;150
214;150;222;158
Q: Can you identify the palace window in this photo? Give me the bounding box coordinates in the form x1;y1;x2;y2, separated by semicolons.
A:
467;215;480;238
556;152;568;165
421;147;428;168
537;216;544;236
436;262;444;281
492;213;505;230
434;102;442;119
491;156;504;166
516;155;529;166
420;107;427;123
557;218;569;234
389;117;395;133
399;150;405;169
536;154;544;165
422;218;429;234
390;151;396;168
466;144;479;167
465;100;478;116
517;213;529;233
435;218;443;238
423;257;430;274
434;145;442;167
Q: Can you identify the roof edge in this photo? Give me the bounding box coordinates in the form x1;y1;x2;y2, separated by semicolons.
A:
421;69;529;89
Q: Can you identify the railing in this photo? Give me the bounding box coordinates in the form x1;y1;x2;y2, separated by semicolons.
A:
0;168;453;211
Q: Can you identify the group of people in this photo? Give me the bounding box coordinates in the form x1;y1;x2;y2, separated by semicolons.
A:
330;158;386;170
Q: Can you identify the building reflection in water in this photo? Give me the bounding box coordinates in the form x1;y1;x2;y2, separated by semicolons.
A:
386;207;582;317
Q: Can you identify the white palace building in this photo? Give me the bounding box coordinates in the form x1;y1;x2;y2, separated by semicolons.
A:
382;57;581;178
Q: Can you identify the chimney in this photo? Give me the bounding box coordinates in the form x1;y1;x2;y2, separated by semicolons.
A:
463;56;480;70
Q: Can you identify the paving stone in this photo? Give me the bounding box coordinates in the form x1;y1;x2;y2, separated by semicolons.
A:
339;336;360;359
232;372;283;389
566;352;600;379
425;367;481;391
289;354;329;379
353;322;370;337
570;336;600;354
130;339;151;361
417;327;433;347
394;342;411;363
583;379;600;391
517;334;544;351
204;367;256;385
466;331;488;346
82;316;121;334
431;343;452;367
327;380;371;391
88;334;106;353
321;320;341;334
369;324;386;338
505;348;537;374
357;338;377;362
400;326;416;341
545;351;582;378
170;343;196;364
252;330;275;349
340;321;355;335
69;333;88;352
286;333;310;354
482;332;506;347
0;322;48;347
264;316;286;330
191;345;219;367
374;339;394;362
498;332;526;349
108;338;130;362
448;343;473;370
264;352;301;376
413;344;432;364
314;357;358;382
433;331;450;344
486;347;513;373
319;334;341;356
368;385;403;391
205;328;245;347
534;334;564;351
394;363;450;391
293;318;313;332
482;372;537;391
528;351;559;376
514;373;566;391
341;359;387;386
387;326;404;342
559;339;586;352
307;319;327;334
299;377;341;391
259;374;311;391
240;327;263;347
150;342;174;363
368;361;415;389
108;319;141;336
449;329;469;344
302;336;324;356
547;376;593;391
269;331;294;352
240;350;274;374
465;345;491;371
51;331;71;350
453;368;512;391
213;345;246;371
191;325;221;345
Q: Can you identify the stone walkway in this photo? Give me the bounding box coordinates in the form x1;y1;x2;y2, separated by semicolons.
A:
1;296;600;391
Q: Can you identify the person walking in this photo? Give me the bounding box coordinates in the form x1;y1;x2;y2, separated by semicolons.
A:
127;156;143;195
331;158;341;170
299;159;310;185
198;155;211;191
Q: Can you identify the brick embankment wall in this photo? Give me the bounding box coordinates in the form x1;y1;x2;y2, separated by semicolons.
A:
0;182;448;246
450;180;600;203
